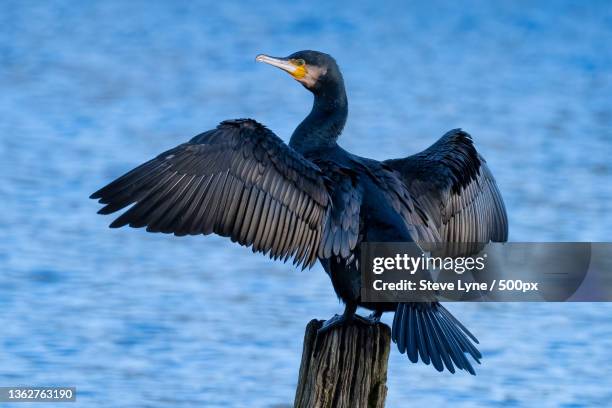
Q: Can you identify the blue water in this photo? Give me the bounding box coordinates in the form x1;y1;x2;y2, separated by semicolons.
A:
1;1;612;407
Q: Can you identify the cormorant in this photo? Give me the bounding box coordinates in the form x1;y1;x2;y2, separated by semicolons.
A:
91;50;508;375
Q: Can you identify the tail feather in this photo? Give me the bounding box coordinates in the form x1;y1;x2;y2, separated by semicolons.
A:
438;306;481;360
414;307;431;365
392;302;481;375
434;310;477;373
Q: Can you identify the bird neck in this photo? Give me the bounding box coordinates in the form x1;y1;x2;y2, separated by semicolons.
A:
290;83;348;154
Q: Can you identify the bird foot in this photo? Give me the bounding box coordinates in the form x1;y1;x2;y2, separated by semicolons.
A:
365;310;383;324
352;312;382;326
317;314;346;335
314;310;382;355
317;312;381;336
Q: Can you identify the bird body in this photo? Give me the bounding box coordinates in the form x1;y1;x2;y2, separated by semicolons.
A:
91;50;508;375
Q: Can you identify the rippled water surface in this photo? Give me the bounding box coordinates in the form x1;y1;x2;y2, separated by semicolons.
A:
2;1;612;407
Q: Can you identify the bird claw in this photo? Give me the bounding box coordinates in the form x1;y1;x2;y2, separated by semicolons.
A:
317;314;345;335
317;312;381;336
366;310;383;324
353;312;381;326
314;311;383;355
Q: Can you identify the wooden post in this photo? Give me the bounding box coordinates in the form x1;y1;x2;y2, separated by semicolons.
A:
294;319;391;408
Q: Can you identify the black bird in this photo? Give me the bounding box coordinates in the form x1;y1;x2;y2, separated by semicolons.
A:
91;50;508;375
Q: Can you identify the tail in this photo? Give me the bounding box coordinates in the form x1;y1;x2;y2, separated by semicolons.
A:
392;302;481;375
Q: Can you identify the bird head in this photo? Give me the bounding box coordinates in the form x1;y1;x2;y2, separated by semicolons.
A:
256;50;343;94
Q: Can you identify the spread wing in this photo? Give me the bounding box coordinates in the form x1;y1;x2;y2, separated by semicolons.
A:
90;119;329;267
384;129;508;256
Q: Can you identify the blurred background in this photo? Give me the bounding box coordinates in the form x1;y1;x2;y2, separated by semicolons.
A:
1;0;611;406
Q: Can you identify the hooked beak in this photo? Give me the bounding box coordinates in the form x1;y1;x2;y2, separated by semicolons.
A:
256;54;305;79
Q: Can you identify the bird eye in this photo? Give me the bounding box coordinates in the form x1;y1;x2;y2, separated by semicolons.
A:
294;59;305;66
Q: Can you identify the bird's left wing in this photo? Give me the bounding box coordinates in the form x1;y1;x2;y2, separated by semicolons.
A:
384;129;508;256
90;119;329;267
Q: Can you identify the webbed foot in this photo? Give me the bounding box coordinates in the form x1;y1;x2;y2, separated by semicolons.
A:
317;310;383;335
365;310;383;324
317;313;350;335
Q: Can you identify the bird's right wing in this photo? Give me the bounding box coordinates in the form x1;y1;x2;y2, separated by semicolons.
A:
384;129;508;256
90;119;330;268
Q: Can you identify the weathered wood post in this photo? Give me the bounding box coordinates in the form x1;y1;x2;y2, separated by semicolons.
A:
294;319;391;408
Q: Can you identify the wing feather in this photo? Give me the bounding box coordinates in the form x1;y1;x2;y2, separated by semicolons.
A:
384;129;508;255
91;119;329;267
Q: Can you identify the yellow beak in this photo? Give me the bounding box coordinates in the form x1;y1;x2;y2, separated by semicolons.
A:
256;54;306;79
